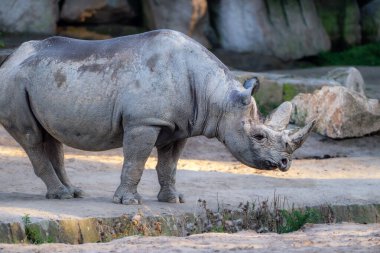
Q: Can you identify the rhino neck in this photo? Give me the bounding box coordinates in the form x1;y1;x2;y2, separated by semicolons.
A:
201;106;226;140
192;74;234;141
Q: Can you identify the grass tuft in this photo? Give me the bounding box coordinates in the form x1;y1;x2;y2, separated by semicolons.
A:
197;193;330;235
277;208;320;234
22;214;54;244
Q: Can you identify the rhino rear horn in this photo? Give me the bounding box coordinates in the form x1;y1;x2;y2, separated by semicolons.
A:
264;102;292;131
288;119;316;152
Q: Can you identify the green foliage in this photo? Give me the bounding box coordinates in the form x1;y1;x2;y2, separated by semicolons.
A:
254;97;280;116
210;226;225;233
310;43;380;66
319;12;337;38
277;208;321;234
22;214;54;244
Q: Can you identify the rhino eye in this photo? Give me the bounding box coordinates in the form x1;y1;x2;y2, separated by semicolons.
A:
253;134;265;141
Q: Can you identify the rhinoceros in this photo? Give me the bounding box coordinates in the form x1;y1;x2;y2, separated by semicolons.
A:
0;30;314;205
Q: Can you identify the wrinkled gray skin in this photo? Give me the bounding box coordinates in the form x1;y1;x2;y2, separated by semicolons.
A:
0;30;314;204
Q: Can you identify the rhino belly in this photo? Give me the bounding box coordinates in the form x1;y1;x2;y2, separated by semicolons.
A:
27;83;124;151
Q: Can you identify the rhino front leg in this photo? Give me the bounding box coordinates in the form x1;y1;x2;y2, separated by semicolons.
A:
44;133;84;198
156;139;187;203
113;126;159;205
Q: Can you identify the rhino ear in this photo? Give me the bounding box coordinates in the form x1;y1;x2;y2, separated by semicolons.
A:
244;77;260;95
264;102;292;131
241;77;260;105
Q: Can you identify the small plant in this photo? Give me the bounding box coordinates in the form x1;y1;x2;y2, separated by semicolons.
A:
277;208;321;234
210;225;225;233
196;193;328;235
22;214;54;244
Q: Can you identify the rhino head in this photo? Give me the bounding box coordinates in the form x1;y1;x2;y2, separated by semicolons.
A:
220;78;315;172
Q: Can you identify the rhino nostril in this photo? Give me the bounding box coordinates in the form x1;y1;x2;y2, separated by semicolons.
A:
281;158;288;167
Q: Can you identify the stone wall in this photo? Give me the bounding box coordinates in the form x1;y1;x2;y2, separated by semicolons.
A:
315;0;361;49
0;1;380;59
0;0;58;34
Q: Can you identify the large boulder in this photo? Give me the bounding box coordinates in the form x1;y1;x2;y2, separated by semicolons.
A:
60;0;138;24
323;67;365;96
0;0;58;34
315;0;361;48
233;67;366;114
291;86;380;139
142;0;211;47
361;0;380;42
210;0;330;61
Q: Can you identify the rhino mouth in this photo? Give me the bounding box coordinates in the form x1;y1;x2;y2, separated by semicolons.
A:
262;160;279;170
235;155;289;172
263;159;290;172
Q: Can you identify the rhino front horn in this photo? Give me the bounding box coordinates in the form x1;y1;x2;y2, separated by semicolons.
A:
288;119;317;152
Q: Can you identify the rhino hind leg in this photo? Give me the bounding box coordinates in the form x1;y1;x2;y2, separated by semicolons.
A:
44;133;84;198
4;126;73;199
156;139;187;204
113;126;160;205
1;85;74;199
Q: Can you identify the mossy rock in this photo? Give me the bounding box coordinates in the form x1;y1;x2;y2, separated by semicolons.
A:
254;81;282;115
283;83;299;101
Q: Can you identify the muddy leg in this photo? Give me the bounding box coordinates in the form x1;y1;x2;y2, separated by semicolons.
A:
44;133;84;198
4;127;72;199
113;126;159;205
156;139;187;203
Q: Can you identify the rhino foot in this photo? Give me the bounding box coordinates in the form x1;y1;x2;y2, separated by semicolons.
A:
67;186;84;198
157;186;185;203
45;186;73;199
113;186;142;205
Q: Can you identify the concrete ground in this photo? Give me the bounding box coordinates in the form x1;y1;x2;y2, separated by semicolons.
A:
0;124;379;223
